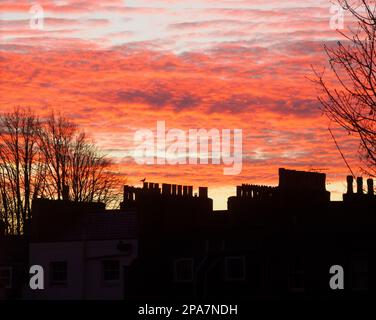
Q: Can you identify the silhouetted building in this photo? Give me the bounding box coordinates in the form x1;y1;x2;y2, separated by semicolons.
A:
1;168;375;300
228;168;330;214
24;197;138;300
121;182;213;236
125;169;375;301
0;235;28;300
343;175;375;204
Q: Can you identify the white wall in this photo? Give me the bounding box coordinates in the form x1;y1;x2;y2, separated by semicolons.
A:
25;239;137;300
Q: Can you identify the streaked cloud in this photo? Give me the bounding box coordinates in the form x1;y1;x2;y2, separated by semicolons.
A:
0;0;361;208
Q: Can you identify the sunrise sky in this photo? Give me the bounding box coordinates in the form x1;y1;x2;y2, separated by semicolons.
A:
0;0;362;209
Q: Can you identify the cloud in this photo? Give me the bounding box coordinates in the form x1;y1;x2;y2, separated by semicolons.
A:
0;0;363;207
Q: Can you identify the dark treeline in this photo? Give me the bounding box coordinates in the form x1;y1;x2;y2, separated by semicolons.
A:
0;108;122;235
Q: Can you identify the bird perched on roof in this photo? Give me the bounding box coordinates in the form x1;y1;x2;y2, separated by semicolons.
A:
140;178;146;183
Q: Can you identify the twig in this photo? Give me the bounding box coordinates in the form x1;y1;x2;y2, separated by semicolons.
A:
328;125;355;178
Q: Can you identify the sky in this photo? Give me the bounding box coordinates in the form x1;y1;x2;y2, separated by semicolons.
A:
0;0;363;209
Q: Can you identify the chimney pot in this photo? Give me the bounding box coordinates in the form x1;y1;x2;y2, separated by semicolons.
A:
357;177;364;194
346;176;354;194
367;178;374;195
236;186;241;197
162;183;171;195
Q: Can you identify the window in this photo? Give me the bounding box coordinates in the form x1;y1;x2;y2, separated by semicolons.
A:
174;258;194;282
225;256;246;281
102;260;120;283
0;267;12;289
288;258;305;292
50;261;67;286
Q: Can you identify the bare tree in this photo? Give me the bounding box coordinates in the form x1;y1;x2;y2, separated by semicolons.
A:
314;0;376;176
69;131;122;207
0;109;123;235
38;113;122;206
37;112;76;200
0;108;44;234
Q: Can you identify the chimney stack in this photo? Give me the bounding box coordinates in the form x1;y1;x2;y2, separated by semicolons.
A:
367;178;374;195
188;186;193;197
183;186;188;196
356;177;364;194
177;185;182;196
172;184;177;195
346;175;353;194
199;187;208;198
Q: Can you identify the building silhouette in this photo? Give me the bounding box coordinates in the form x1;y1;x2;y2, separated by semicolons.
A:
123;169;375;300
0;168;375;300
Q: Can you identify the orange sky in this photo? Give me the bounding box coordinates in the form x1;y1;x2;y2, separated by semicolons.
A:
0;0;363;208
